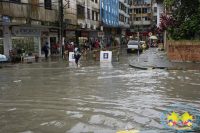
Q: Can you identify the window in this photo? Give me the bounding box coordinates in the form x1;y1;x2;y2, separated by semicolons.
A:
92;11;94;20
142;8;147;13
95;0;97;3
91;0;94;2
87;9;90;19
44;0;52;10
134;8;141;14
154;7;157;12
96;12;98;21
134;17;141;21
142;17;150;21
9;0;21;2
77;5;85;18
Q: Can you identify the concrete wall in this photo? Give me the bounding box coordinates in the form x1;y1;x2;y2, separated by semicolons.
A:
0;1;59;22
166;41;200;62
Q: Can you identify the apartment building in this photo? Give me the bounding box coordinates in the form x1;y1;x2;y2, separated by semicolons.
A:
76;0;101;45
119;0;130;38
127;0;153;40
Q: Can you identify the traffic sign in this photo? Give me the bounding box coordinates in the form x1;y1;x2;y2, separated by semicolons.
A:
148;32;152;37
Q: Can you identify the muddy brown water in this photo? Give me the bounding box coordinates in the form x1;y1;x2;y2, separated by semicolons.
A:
0;49;200;133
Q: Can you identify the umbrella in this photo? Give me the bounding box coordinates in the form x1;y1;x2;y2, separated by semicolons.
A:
150;36;158;39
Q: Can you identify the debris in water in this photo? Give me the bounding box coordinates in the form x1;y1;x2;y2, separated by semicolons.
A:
13;80;21;83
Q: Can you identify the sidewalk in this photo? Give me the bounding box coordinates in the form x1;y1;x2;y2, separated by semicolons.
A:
129;48;200;71
0;45;121;68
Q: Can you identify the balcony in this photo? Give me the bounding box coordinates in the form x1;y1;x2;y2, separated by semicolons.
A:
0;2;59;23
142;20;151;25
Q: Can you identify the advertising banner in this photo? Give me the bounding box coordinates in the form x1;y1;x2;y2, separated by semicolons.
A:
12;27;41;36
100;51;112;62
66;31;75;37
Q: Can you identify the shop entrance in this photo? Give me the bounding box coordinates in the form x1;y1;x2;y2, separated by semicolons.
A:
0;38;3;54
50;37;57;54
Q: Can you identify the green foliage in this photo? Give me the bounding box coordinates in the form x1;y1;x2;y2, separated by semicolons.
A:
163;0;200;40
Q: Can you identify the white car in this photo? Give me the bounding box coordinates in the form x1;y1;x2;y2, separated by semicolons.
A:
127;40;143;53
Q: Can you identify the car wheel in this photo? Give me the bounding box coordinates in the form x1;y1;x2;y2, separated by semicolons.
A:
127;49;130;53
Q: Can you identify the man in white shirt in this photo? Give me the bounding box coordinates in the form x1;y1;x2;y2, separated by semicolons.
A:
70;41;74;46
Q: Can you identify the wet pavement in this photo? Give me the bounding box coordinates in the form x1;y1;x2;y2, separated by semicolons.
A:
0;46;200;133
130;48;200;70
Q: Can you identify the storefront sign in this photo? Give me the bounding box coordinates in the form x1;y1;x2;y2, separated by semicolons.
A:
66;31;75;37
41;31;49;36
98;32;104;37
3;16;9;22
12;27;41;36
0;27;3;37
100;51;112;62
49;29;59;34
81;31;89;37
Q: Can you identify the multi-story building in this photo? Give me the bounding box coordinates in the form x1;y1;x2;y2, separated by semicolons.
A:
76;0;101;45
100;0;120;45
127;0;153;40
118;0;130;39
0;0;60;58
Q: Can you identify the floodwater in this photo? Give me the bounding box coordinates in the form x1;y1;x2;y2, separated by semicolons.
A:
0;48;200;133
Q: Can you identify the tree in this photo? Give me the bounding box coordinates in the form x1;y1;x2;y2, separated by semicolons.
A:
156;0;200;40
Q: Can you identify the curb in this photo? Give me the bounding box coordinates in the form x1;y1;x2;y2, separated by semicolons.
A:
129;64;200;72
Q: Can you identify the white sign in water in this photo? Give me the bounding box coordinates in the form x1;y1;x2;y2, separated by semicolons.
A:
100;51;112;62
69;52;75;61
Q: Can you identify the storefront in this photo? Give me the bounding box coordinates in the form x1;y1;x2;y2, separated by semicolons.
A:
89;31;98;42
0;27;3;54
11;26;49;57
49;28;59;51
65;30;76;45
79;31;89;46
41;30;49;55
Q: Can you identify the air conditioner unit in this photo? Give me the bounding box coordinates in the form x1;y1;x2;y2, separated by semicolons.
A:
86;23;90;28
80;23;85;28
92;25;96;30
64;19;72;24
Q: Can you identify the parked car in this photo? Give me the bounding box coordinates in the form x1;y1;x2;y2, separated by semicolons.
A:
127;40;143;53
140;41;147;49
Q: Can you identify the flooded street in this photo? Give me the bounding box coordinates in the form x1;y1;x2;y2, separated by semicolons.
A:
0;48;200;133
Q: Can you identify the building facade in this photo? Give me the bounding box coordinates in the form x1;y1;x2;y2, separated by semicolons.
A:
127;0;153;40
0;0;60;58
100;0;120;45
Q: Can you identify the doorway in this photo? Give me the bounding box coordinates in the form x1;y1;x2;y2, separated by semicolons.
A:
50;37;57;54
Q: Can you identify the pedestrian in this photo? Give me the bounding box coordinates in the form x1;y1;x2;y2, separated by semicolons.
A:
84;41;87;50
70;40;74;46
95;39;98;48
98;40;101;49
56;41;60;54
66;41;70;46
74;46;83;68
42;42;50;59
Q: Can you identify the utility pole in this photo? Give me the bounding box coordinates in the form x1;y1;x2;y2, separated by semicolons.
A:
59;0;64;57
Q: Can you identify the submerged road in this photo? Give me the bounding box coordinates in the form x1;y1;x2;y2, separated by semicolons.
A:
0;47;200;133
